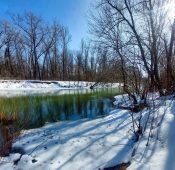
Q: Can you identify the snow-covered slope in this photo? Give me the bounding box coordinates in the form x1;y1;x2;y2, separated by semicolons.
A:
0;109;134;170
128;99;175;170
0;80;121;97
0;80;120;90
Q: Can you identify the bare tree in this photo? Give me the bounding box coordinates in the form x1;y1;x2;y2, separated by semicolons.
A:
60;27;71;80
12;12;46;80
89;0;175;95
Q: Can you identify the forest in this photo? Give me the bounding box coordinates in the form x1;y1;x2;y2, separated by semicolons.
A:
0;12;119;83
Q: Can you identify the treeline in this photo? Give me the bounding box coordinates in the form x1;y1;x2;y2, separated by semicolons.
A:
89;0;175;96
0;0;175;97
0;12;121;82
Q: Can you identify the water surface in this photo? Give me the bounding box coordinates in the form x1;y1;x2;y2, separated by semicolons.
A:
0;88;120;129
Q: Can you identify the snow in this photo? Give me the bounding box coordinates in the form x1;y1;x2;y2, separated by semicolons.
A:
0;109;134;170
1;93;175;170
0;80;120;90
0;80;121;97
128;99;175;170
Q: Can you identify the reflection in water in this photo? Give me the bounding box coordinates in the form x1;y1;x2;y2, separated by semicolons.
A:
0;88;121;155
0;88;120;129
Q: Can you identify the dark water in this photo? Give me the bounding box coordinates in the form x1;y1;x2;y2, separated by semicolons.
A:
0;88;120;130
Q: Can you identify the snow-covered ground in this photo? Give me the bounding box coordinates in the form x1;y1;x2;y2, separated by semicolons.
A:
0;80;120;91
0;109;134;170
128;98;175;170
0;94;175;170
0;80;121;97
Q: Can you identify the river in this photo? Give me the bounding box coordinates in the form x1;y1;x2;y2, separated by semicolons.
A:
0;88;121;130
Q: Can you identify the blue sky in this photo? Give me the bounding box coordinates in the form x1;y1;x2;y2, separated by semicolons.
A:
0;0;93;50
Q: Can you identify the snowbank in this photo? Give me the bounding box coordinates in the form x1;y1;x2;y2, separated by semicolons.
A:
0;80;121;97
0;80;120;90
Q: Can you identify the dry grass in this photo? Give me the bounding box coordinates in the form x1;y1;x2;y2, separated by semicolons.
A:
0;115;20;157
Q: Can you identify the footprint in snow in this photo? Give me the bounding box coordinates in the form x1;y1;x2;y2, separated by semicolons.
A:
32;159;38;163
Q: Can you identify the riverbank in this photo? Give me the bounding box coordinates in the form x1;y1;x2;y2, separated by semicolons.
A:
0;108;134;170
0;94;175;170
0;80;120;91
0;80;121;97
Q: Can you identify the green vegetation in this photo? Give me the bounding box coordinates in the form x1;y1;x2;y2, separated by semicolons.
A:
0;88;121;130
